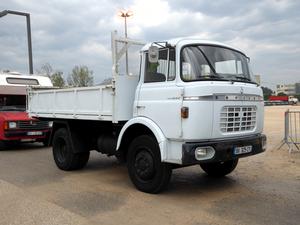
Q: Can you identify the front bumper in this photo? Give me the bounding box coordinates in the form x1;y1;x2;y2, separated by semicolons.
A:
182;134;266;165
3;129;51;140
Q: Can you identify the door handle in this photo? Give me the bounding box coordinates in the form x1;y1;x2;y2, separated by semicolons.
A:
136;105;146;109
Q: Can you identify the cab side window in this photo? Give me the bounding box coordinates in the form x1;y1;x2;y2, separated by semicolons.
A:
144;49;168;83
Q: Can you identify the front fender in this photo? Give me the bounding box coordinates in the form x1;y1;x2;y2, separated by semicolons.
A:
116;117;167;161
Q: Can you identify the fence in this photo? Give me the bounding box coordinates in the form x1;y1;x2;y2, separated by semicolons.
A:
279;110;300;153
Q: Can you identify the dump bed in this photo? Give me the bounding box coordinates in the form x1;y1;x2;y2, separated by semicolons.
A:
27;75;139;123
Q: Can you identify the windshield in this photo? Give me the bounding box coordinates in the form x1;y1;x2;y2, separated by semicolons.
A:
0;95;26;112
181;45;254;82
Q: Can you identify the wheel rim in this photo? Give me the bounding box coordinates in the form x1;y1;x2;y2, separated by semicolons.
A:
56;138;67;163
134;149;155;181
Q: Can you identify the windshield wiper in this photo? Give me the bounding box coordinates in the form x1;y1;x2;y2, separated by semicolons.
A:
234;76;251;81
196;74;231;81
200;75;221;79
196;47;218;75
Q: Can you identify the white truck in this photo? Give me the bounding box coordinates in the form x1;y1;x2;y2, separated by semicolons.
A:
27;32;266;193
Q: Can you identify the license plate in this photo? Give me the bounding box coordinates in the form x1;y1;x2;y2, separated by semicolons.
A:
21;139;35;142
27;131;43;136
234;145;252;155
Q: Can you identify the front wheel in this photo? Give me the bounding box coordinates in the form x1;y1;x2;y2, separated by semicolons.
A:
52;128;90;171
127;135;172;194
200;159;238;177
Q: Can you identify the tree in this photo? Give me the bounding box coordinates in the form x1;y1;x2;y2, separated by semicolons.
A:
36;63;53;77
51;71;65;88
261;86;273;100
67;65;94;87
277;92;287;96
36;63;66;88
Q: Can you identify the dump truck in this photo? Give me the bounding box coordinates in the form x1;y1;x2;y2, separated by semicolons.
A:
27;32;266;193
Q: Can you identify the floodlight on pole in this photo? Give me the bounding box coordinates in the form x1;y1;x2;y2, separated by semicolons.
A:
0;10;33;74
118;10;133;38
118;10;133;76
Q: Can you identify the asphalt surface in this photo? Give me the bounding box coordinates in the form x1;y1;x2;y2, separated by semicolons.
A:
0;106;299;225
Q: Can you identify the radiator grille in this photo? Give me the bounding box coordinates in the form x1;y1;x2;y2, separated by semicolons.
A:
18;120;49;130
220;106;256;133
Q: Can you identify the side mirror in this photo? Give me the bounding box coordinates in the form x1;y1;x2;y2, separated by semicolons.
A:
148;46;159;63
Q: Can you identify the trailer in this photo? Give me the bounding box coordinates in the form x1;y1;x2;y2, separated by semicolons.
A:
28;31;266;193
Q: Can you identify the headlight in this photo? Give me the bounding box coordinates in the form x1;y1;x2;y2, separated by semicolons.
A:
8;122;17;129
48;121;53;127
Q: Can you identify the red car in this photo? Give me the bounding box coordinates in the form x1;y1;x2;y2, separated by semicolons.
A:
0;72;53;150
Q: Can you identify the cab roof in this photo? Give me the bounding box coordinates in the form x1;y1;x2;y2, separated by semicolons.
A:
0;71;53;87
141;37;247;56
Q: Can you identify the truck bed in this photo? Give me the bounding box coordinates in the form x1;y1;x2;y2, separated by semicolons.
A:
27;75;139;123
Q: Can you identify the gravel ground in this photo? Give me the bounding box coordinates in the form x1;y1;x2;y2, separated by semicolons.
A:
0;105;299;225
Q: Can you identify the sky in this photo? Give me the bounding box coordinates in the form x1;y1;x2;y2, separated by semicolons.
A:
0;0;300;89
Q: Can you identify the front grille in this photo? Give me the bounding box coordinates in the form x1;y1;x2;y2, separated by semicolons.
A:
18;120;49;130
220;106;256;133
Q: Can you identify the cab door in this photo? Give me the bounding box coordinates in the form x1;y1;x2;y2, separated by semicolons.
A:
136;48;183;139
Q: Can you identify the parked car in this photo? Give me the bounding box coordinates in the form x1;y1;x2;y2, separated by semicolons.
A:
0;71;53;149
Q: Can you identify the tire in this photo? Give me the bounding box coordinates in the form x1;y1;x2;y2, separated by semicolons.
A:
52;128;90;171
200;159;238;177
127;135;172;194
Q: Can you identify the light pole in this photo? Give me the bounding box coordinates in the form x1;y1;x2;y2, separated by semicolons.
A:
119;10;133;76
0;10;33;74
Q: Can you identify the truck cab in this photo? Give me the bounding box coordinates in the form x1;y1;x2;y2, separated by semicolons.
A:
0;72;53;149
130;39;266;165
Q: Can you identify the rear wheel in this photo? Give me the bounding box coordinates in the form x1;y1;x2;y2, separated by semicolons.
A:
127;135;172;193
52;128;89;171
200;159;238;177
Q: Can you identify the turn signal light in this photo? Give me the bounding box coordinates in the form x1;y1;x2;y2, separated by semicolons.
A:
181;107;189;118
3;121;8;130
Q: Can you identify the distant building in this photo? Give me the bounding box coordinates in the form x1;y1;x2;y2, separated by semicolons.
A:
276;83;300;95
